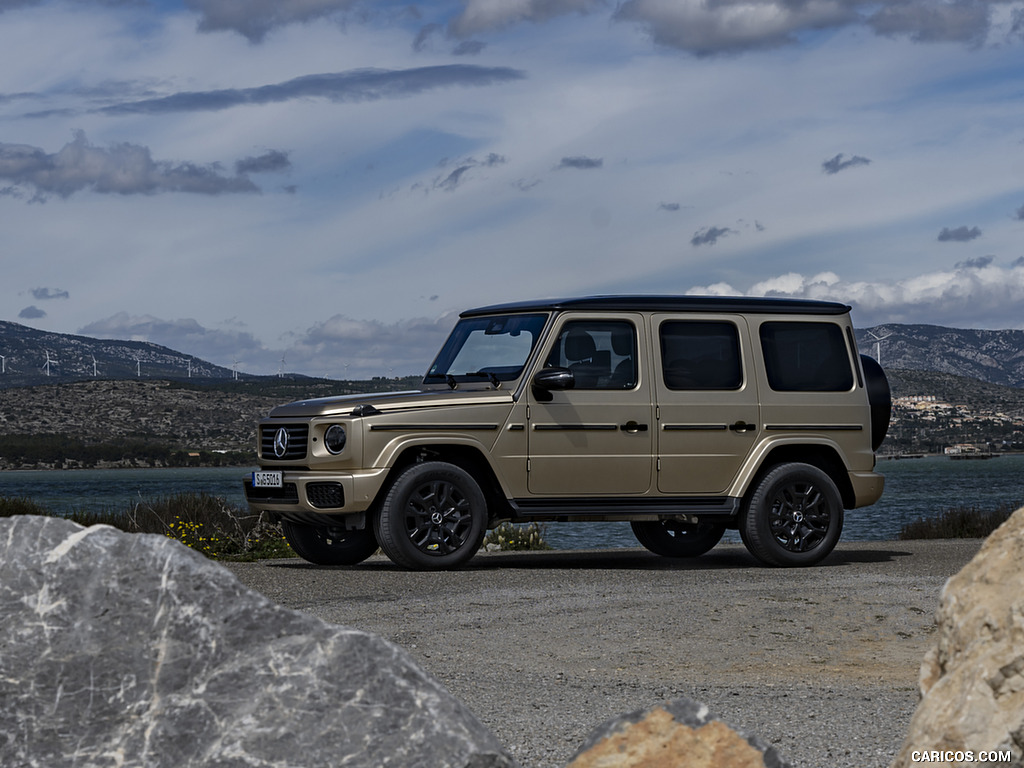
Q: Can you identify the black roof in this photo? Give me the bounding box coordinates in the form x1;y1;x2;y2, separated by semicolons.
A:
461;295;851;318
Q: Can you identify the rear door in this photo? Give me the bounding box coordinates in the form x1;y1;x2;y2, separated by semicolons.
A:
653;314;761;494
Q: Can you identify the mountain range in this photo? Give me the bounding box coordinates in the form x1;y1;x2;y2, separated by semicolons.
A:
1;319;1023;389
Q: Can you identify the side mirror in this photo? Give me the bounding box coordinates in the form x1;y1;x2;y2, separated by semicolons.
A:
531;367;574;401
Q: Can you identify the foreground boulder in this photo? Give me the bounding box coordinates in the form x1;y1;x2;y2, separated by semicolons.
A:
891;506;1024;767
567;698;790;768
0;516;515;768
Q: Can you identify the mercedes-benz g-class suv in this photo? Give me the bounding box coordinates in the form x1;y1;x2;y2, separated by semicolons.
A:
244;296;890;570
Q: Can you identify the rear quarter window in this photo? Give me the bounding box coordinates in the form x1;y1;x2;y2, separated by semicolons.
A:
759;321;853;392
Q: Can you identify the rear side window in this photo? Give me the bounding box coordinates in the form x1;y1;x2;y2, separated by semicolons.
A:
659;321;742;390
760;322;853;392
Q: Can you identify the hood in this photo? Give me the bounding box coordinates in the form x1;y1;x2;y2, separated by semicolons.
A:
267;387;515;418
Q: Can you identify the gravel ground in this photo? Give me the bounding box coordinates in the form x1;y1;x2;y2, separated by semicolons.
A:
223;540;981;768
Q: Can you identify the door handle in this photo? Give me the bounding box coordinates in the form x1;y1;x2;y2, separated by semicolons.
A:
621;421;649;433
729;422;757;433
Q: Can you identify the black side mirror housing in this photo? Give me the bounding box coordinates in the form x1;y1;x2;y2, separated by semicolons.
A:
531;367;575;401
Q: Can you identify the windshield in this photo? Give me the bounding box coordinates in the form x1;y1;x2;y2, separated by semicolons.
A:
425;313;548;384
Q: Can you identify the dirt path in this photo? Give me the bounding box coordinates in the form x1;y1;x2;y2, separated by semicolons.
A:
224;540;980;768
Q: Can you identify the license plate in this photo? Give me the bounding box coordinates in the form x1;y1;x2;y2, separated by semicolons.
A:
251;471;283;489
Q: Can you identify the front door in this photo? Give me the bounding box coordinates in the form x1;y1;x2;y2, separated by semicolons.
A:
527;314;654;495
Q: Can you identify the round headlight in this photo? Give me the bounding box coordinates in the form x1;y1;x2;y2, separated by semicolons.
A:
324;424;347;454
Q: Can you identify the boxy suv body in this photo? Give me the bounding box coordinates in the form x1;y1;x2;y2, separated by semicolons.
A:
244;296;890;569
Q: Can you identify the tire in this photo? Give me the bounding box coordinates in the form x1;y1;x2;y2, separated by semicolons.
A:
374;462;488;570
631;520;725;558
861;354;892;451
281;520;379;566
740;463;844;567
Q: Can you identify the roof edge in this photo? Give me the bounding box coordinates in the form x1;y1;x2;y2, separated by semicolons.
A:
461;295;852;317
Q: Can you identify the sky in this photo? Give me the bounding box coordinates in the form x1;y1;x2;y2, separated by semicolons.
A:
2;0;1024;380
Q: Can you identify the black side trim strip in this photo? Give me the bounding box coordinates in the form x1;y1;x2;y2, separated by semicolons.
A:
533;424;618;431
663;424;728;431
368;424;498;431
765;424;863;431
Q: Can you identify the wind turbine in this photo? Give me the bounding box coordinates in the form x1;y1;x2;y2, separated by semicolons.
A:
278;354;286;378
92;355;99;377
232;359;241;380
866;330;893;365
0;354;6;374
135;357;141;377
43;351;57;377
187;359;193;378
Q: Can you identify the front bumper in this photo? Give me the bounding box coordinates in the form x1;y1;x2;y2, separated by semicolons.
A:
243;467;389;518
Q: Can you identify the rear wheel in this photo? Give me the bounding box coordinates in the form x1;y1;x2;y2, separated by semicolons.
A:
740;463;843;567
631;520;725;558
374;461;488;570
281;521;378;566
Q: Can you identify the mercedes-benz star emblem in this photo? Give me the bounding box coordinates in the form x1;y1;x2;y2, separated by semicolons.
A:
273;427;289;458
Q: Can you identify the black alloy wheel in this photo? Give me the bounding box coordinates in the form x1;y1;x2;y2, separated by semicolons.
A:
631;519;726;558
740;462;844;567
375;461;488;570
281;521;379;566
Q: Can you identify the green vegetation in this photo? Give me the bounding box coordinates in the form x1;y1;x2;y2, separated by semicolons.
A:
898;502;1021;540
483;522;552;551
0;491;293;561
0;434;252;469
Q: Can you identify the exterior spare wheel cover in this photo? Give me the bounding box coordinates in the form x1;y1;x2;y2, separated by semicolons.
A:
860;354;891;452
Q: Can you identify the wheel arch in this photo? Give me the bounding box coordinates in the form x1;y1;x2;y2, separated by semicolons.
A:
740;443;855;510
379;441;513;523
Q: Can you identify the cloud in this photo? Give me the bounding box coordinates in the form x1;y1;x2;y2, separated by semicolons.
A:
98;66;526;116
0;131;259;200
77;311;459;379
429;153;507;192
1015;203;1024;221
19;306;46;320
80;313;270;370
938;225;982;242
822;153;871;175
235;150;291;175
449;0;605;37
452;40;487;56
659;202;681;211
282;314;457;378
687;260;1024;329
868;1;991;44
615;0;857;56
691;225;734;246
613;0;1015;56
184;0;359;43
557;156;603;170
31;287;69;300
956;255;995;269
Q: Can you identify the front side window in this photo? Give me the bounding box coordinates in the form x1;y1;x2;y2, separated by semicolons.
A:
760;321;853;392
544;320;637;390
659;321;742;390
425;313;548;384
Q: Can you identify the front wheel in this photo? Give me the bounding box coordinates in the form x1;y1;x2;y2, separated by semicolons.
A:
374;462;488;570
281;521;379;566
631;520;725;558
740;463;843;567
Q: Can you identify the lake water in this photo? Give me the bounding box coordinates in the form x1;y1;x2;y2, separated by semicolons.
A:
2;456;1022;549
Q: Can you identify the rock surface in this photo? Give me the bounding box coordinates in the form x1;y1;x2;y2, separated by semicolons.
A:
890;506;1024;767
0;515;515;768
567;698;789;768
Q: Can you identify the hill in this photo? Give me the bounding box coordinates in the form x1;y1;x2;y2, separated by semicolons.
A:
856;325;1024;387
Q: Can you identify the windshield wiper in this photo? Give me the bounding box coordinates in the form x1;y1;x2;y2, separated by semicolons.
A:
469;371;501;388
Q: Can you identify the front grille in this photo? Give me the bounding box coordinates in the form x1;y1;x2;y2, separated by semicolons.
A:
244;481;300;504
306;482;345;509
260;424;309;460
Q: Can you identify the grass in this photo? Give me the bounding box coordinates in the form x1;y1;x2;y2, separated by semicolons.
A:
483;522;552;551
898;502;1021;540
0;492;294;561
